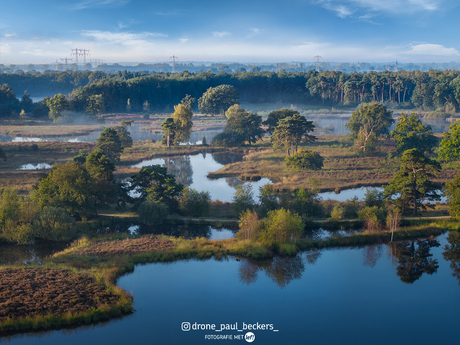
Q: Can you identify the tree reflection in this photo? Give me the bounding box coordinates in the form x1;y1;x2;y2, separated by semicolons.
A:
238;256;306;288
363;244;383;268
442;232;460;284
225;177;243;189
388;239;440;284
305;249;321;264
212;152;245;165
164;156;193;186
239;260;259;285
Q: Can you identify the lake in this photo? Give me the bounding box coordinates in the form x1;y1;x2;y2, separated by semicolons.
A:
1;232;458;344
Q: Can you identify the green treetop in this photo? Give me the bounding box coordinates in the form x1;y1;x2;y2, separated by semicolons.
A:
384;148;441;215
390;113;438;154
198;84;240;116
438;120;460;161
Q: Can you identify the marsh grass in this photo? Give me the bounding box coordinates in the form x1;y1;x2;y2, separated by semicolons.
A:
1;219;455;336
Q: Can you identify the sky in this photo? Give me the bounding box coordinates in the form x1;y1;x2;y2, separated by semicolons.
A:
0;0;459;64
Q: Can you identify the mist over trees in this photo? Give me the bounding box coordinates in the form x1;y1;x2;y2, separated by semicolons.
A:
5;69;460;118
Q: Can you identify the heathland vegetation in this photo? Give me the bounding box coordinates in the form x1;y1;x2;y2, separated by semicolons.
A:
3;70;460;335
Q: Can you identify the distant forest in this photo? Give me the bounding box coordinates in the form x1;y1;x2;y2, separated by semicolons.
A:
2;69;460;115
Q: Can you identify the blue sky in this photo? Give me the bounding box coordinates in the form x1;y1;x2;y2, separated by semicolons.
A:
0;0;459;64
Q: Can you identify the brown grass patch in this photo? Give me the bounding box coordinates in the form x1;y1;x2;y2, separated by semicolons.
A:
59;235;176;258
0;268;120;322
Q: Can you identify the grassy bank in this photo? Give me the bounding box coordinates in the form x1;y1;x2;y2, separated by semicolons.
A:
1;219;457;336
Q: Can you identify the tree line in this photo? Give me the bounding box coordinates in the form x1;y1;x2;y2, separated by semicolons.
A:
5;69;460;119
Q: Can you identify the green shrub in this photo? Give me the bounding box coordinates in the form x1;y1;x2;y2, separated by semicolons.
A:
138;202;169;225
285;150;324;170
33;207;77;241
232;184;255;216
179;186;211;217
257;184;279;218
330;205;345;221
236;210;260;241
258;208;304;246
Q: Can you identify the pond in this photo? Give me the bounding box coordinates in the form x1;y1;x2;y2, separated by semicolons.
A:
0;240;69;266
318;187;384;202
318;186;448;203
2;232;459;344
131;153;271;202
99;222;237;240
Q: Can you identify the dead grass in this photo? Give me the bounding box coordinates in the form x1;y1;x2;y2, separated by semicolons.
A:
207;137;457;192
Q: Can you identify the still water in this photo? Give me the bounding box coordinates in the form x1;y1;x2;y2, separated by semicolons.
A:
2;232;459;344
132;153;271;203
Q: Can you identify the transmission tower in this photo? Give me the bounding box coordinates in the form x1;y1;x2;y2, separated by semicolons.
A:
90;59;105;67
314;55;322;72
80;49;90;64
60;58;73;69
395;60;398;72
170;55;178;73
70;48;82;64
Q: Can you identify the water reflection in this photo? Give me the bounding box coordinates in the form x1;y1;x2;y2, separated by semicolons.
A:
443;231;460;284
239;252;322;288
164;156;193;186
212;152;245;165
388;239;440;284
362;244;383;268
132;153;271;202
0;241;68;265
95;222;236;240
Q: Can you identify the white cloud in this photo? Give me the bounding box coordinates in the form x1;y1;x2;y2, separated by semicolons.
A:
405;43;459;56
67;0;130;11
0;44;11;54
81;30;167;45
4;33;16;38
315;0;443;16
0;32;458;64
212;31;231;38
153;10;185;16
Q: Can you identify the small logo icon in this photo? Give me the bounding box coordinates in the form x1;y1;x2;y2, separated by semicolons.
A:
181;322;191;331
245;332;255;343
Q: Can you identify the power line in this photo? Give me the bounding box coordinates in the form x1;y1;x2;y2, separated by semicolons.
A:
170;55;178;73
314;55;322;72
80;49;90;64
60;57;72;69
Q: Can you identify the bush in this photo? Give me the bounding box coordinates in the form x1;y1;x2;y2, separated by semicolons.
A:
212;131;244;147
343;197;360;218
258;208;304;246
138;202;169;226
291;188;323;218
358;206;386;232
330;205;345;221
232;184;255;216
236;210;260;241
33;207;77;241
179;186;211;217
285;150;324;170
258;184;279;218
364;188;385;208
